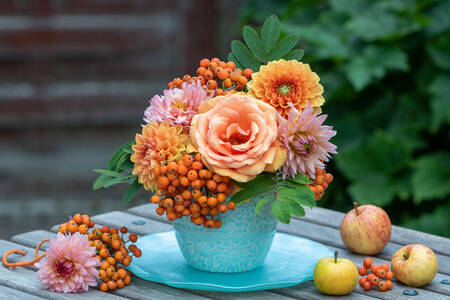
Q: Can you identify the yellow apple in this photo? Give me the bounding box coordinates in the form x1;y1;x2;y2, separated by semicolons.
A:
391;244;438;287
313;251;358;295
340;202;391;255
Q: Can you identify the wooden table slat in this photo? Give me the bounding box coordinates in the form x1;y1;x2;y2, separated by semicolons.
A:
301;207;450;256
127;205;450;297
0;284;47;300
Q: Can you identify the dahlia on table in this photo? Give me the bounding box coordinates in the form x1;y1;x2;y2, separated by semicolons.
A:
94;15;337;226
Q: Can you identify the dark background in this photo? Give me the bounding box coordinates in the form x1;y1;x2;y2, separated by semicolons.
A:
0;0;449;239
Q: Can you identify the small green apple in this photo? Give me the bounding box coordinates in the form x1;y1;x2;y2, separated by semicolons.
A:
313;251;359;295
391;244;438;287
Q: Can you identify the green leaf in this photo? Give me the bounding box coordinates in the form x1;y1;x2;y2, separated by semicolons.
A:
104;175;137;188
255;195;271;214
93;169;124;178
411;152;450;203
348;174;396;206
228;53;244;70
93;174;111;190
117;157;134;171
278;186;316;208
272;201;291;224
243;25;266;62
231;40;261;71
108;142;133;170
429;75;450;131
267;34;299;61
231;174;273;203
283;49;304;61
123;178;142;205
283;198;306;217
261;15;281;53
292;173;311;185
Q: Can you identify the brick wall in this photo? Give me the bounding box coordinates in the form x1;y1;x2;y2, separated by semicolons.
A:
0;0;243;238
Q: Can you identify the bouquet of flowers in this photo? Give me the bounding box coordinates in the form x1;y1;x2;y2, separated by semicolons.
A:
94;15;337;227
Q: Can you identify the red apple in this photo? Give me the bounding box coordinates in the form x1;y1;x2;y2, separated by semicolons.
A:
391;244;438;287
340;202;391;255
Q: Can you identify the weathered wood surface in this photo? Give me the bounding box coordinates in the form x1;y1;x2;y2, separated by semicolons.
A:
2;205;450;299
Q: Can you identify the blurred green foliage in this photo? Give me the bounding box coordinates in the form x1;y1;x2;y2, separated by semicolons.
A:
236;0;450;237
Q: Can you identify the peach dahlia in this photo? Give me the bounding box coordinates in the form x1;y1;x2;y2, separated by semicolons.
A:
131;121;188;190
247;59;325;118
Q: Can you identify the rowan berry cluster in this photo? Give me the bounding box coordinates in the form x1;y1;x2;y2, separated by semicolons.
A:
151;153;236;228
168;58;253;96
358;257;394;292
309;168;334;201
57;214;142;293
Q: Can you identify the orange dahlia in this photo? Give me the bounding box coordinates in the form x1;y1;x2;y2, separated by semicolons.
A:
247;59;325;118
131;121;188;190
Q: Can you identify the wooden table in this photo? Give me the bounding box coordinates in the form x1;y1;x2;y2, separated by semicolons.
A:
1;205;449;299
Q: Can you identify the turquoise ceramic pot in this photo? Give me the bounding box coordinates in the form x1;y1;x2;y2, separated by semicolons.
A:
173;197;276;273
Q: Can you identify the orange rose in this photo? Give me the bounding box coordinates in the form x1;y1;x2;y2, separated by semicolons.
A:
190;93;286;182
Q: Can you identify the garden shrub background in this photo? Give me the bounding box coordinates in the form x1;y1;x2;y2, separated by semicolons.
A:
236;0;449;237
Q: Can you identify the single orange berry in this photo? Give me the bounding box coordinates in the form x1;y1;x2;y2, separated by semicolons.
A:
117;268;127;280
370;264;380;274
68;221;79;233
173;77;183;86
180;176;190;186
378;281;387;291
124;275;131;286
359;266;367;276
116;278;125;289
191;161;203;170
183;75;191;82
163;198;174;208
158;176;169;189
325;173;333;183
204;70;214;81
204;219;215;228
100;261;110;270
100;282;108;292
177;164;188;176
380;263;390;272
226;61;236;70
217;193;226;202
192;189;201;199
227;201;236;210
182;190;192;200
151;195;160;204
238;76;248;85
129;233;138;243
219;204;228;213
363;281;371;291
200;58;210;67
197;66;207;76
207;197;218;207
217;183;227;193
73;213;82;224
187;170;198;181
385;280;393;290
369;274;379;286
217;69;229;80
191;179;202;189
385;271;394;280
167;161;178;174
167;185;177;194
78;224;89;234
223;78;233;88
200;206;210;215
190;203;200;213
243;68;253;79
376;269;386;279
206;180;217;191
156;207;165;215
107;280;117;291
210;207;219;215
359;277;367;287
214;219;222;228
363;257;372;269
133;248;142;257
230;72;240;81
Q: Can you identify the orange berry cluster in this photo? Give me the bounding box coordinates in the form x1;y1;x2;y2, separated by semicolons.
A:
151;153;236;228
309;168;334;201
359;257;394;292
57;214;142;293
168;57;253;96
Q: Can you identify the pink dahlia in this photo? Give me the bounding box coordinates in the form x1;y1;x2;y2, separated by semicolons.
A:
278;104;337;179
36;232;99;293
144;80;211;132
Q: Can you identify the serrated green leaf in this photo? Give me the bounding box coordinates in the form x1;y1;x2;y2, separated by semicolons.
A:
93;174;111;190
261;15;281;53
108;141;133;170
279;186;316;208
267;34;299;61
231;40;261;71
283;49;304;61
231;181;272;203
272;201;291;224
283;198;306;217
93;169;124;177
123;178;142;205
292;173;311;185
228;53;244;70
104;175;137;188
255;195;272;214
243;26;266;63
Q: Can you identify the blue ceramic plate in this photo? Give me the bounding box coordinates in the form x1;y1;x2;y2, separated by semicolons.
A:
128;231;333;292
